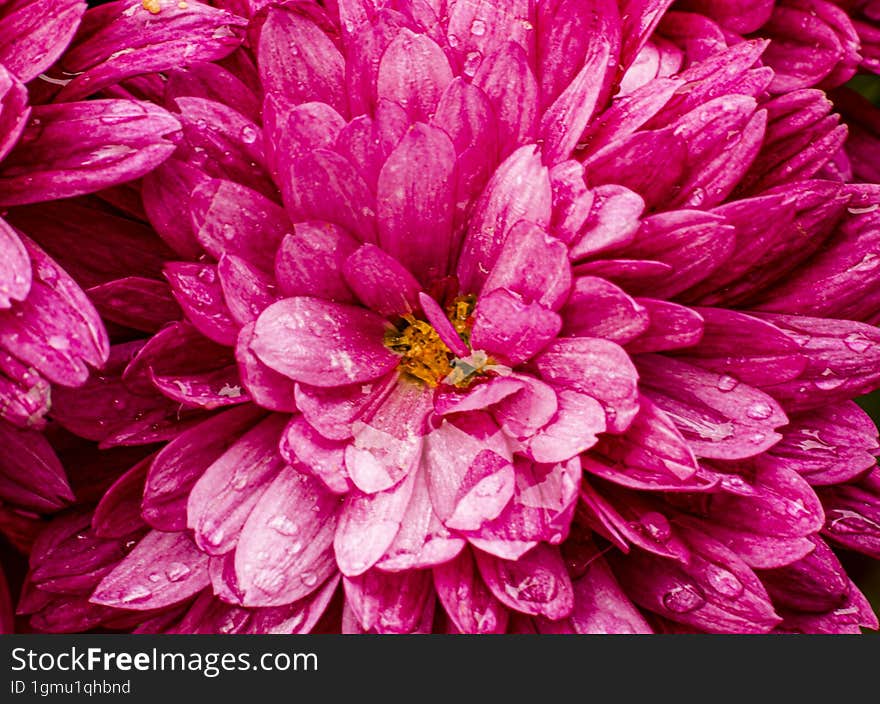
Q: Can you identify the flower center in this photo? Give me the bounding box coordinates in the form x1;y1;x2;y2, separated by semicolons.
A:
384;295;487;388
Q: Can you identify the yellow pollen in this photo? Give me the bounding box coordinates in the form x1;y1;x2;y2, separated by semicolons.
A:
142;0;162;13
178;0;189;7
384;316;453;387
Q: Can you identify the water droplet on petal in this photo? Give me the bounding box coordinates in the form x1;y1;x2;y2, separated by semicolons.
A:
662;584;705;613
301;571;318;587
470;19;487;36
240;125;258;144
844;332;872;353
268;516;299;536
745;401;773;420
147;572;161;583
120;585;152;604
705;565;743;598
166;562;192;582
196;267;215;283
716;374;739;392
640;512;672;542
814;368;845;391
463;51;483;77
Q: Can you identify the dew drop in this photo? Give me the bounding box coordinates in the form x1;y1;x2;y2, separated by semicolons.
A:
47;335;70;351
196;267;215;283
640;512;672;542
147;572;161;583
814;369;845;391
470;19;487;36
462;51;483;77
844;332;872;353
745;401;773;421
268;515;299;536
447;33;461;48
662;584;705;613
221;223;236;241
166;562;192;582
230;472;249;490
705;565;743;598
716;374;739;392
827;509;880;536
301;571;319;587
240;125;258;144
120;585;152;604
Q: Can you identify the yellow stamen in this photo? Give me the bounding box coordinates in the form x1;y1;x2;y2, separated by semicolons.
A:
142;0;162;14
384;316;454;387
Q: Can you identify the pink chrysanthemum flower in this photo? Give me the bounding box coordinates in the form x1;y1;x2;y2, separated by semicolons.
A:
11;0;880;634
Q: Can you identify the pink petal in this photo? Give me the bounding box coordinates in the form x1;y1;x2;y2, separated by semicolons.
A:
165;262;238;346
281;416;350;494
625;299;704;354
562;276;649;344
0;0;85;83
457;145;552;294
235;322;297;413
0;217;30;309
191;179;291;272
58;0;246;101
251;297;398;387
638;354;788;460
536;337;639;433
187;414;288;555
275;223;359;303
257;5;345;114
473;42;538;154
470;289;562;366
143;405;265;532
377;29;452;121
475;544;574;620
346;377;432;494
343;569;433;634
0;100;180;207
294;374;397;442
88;277;182;334
433;549;509;634
235;465;339;607
91;530;209;611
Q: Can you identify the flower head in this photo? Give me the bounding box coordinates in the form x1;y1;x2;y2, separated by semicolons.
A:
11;0;880;634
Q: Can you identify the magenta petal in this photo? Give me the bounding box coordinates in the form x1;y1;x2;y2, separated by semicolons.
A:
526;390;606;464
268;99;347;184
457;145;552;294
473;42;538;154
536;337;639;433
187;415;288;555
235;465;339;607
165;60;261;126
760;402;879;487
447;0;535;71
675;307;807;386
236;322;297;413
0;217;30;309
92;457;150;539
377;29;452;122
376;123;456;286
0;236;109;387
625;299;704;354
143;405;264;532
346;377;432;494
283;149;376;244
275;223;359;303
376;460;466;571
467;457;581;559
419;292;469;358
281;416;350;495
219;255;281;327
0;66;29;164
251;297;398;387
294;374;396;442
482;221;572;311
258;6;345;113
0;100;180;207
142;157;209;259
609;521;781;633
343;244;421;317
563;276;649;344
59;0;246;101
470;289;562;366
343;569;433;634
337;100;408;191
475;544;574;620
424;419;515;531
247;574;341;634
91;531;209;611
568;185;644;261
88;277;181;334
0;423;73;512
638;355;788;460
433;549;508;634
0;0;85;83
191;179;290;272
334;467;417;576
165;262;238;346
538;552;653;634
